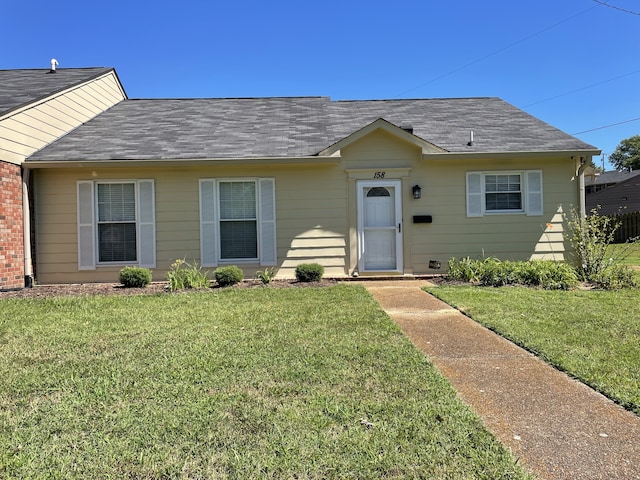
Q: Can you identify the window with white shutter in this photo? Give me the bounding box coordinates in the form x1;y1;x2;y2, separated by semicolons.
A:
466;171;543;217
199;178;276;266
77;180;156;269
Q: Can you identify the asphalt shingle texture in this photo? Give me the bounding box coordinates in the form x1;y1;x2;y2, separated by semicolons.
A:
0;67;115;116
26;96;598;162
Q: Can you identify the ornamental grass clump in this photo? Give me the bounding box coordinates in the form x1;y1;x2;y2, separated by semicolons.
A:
167;259;210;291
214;265;244;287
119;266;152;288
255;267;276;284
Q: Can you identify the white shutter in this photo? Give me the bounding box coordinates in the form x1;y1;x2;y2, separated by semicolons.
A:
137;180;156;267
526;171;543;216
77;181;96;270
466;172;483;217
199;179;218;267
259;178;277;266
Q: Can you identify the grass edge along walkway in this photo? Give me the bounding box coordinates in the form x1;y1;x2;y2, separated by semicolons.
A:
425;285;640;417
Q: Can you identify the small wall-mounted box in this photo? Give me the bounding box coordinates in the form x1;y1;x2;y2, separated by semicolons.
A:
413;215;433;224
429;260;442;269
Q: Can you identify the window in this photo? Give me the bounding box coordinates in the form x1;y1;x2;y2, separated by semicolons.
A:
219;181;258;260
97;183;137;262
77;180;155;270
484;174;522;212
199;178;276;267
466;171;542;217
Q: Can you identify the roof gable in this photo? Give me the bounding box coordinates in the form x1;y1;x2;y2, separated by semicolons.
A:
0;67;119;117
318;118;446;156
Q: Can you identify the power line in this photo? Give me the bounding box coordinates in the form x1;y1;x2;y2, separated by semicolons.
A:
391;4;600;98
592;0;640;16
523;69;640;107
573;117;640;135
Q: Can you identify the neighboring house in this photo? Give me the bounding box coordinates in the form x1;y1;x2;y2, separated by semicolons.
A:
585;169;640;194
586;174;640;216
0;66;126;288
3;65;600;287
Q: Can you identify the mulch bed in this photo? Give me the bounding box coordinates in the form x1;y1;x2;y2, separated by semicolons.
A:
0;279;339;299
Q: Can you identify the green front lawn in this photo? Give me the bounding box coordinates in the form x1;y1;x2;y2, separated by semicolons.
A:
0;285;530;479
426;286;640;415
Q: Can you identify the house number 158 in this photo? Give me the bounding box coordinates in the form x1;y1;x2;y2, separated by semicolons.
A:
373;171;386;179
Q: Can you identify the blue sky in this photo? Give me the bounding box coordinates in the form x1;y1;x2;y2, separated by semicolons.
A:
3;0;638;169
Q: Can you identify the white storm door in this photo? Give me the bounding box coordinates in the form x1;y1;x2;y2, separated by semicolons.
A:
357;180;403;272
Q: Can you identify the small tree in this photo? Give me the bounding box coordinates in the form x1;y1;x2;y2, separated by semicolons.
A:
609;135;640;171
565;208;618;281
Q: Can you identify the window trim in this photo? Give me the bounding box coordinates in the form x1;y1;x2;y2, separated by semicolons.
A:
466;170;543;217
483;172;524;214
199;177;276;267
217;179;259;263
95;180;138;265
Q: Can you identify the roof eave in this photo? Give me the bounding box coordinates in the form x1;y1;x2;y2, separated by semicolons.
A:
423;149;601;161
23;155;342;169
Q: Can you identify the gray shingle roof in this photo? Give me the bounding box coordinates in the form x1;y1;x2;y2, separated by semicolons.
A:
26;96;598;162
586;169;640;186
0;67;116;116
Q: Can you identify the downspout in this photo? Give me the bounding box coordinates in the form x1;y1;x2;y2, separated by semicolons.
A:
22;166;33;288
576;156;588;218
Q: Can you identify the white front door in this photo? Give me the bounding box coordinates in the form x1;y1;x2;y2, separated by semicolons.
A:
357;180;403;273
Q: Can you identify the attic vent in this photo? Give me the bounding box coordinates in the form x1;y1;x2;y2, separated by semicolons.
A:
400;125;413;134
49;58;59;73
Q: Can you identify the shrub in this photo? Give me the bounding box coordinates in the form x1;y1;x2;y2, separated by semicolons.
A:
566;208;619;282
446;257;578;290
518;261;578;290
295;263;324;282
119;266;152;288
256;267;276;285
447;257;480;283
167;259;210;291
592;264;638;289
214;265;244;287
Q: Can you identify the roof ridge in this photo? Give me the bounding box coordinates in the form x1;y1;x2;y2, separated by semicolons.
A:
124;96;330;101
0;67;112;72
332;97;501;103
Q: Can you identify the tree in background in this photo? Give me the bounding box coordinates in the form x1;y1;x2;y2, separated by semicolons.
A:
609;135;640;170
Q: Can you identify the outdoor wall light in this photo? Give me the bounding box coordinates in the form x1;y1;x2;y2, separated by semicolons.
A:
412;185;422;200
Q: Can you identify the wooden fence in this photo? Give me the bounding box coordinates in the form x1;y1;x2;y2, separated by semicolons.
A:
611;211;640;243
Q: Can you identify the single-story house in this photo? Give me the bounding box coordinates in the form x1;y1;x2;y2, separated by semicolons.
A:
1;65;600;288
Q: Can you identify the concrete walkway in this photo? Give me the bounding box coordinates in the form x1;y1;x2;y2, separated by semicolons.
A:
359;280;640;480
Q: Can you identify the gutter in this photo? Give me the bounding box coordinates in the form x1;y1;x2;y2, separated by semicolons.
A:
422;149;601;161
23;155;342;169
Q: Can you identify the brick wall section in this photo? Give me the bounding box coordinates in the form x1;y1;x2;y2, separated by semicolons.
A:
0;161;25;289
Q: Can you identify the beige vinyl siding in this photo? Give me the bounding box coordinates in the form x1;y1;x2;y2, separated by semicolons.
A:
0;71;125;165
34;163;349;283
407;157;576;271
33;127;581;283
342;128;420;169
